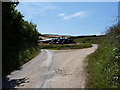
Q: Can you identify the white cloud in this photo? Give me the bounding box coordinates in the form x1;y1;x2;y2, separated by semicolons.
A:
58;11;88;20
63;15;72;20
73;11;86;17
58;13;65;16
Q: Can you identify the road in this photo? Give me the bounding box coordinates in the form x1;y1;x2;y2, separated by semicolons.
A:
4;44;98;88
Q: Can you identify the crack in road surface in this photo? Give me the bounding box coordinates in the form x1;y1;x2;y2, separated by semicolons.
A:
4;44;98;88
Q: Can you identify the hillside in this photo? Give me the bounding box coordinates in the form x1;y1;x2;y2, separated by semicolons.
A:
71;35;104;44
39;34;71;40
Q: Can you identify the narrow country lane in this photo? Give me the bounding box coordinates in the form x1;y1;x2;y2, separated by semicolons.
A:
3;44;98;88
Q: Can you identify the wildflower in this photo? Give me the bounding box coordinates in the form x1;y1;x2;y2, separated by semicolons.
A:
116;35;120;39
115;56;120;59
26;49;29;53
113;48;117;51
113;76;118;80
115;56;118;59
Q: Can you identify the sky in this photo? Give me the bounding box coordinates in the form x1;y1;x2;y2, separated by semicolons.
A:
16;2;118;36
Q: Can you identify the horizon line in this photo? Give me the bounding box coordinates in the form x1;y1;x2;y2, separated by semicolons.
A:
2;0;119;2
41;33;103;36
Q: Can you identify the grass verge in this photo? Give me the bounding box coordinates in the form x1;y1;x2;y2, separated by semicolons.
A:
39;43;92;50
85;25;120;88
19;46;40;65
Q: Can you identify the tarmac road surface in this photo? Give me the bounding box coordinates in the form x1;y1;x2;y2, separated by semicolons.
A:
4;44;98;88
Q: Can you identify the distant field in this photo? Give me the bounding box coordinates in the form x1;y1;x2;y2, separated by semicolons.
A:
72;35;104;44
38;43;92;50
39;34;71;40
39;34;104;44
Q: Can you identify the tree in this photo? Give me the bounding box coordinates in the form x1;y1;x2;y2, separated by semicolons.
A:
2;2;40;76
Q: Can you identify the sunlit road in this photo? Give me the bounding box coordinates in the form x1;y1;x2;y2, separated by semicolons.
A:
4;44;98;88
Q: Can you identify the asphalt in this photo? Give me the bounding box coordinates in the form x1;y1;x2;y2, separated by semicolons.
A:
3;44;98;88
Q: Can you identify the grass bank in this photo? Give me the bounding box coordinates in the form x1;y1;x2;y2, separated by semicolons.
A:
39;43;92;50
86;25;120;88
19;46;40;65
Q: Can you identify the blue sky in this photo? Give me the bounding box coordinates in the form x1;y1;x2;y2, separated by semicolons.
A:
16;2;118;36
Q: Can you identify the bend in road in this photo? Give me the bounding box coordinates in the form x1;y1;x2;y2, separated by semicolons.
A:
3;44;98;88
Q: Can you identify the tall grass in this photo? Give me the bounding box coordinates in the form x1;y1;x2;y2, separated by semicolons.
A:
86;25;120;88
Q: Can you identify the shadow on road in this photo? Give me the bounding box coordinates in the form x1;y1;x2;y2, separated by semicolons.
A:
2;77;29;89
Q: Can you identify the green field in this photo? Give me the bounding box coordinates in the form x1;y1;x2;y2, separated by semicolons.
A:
72;35;104;44
39;43;92;50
